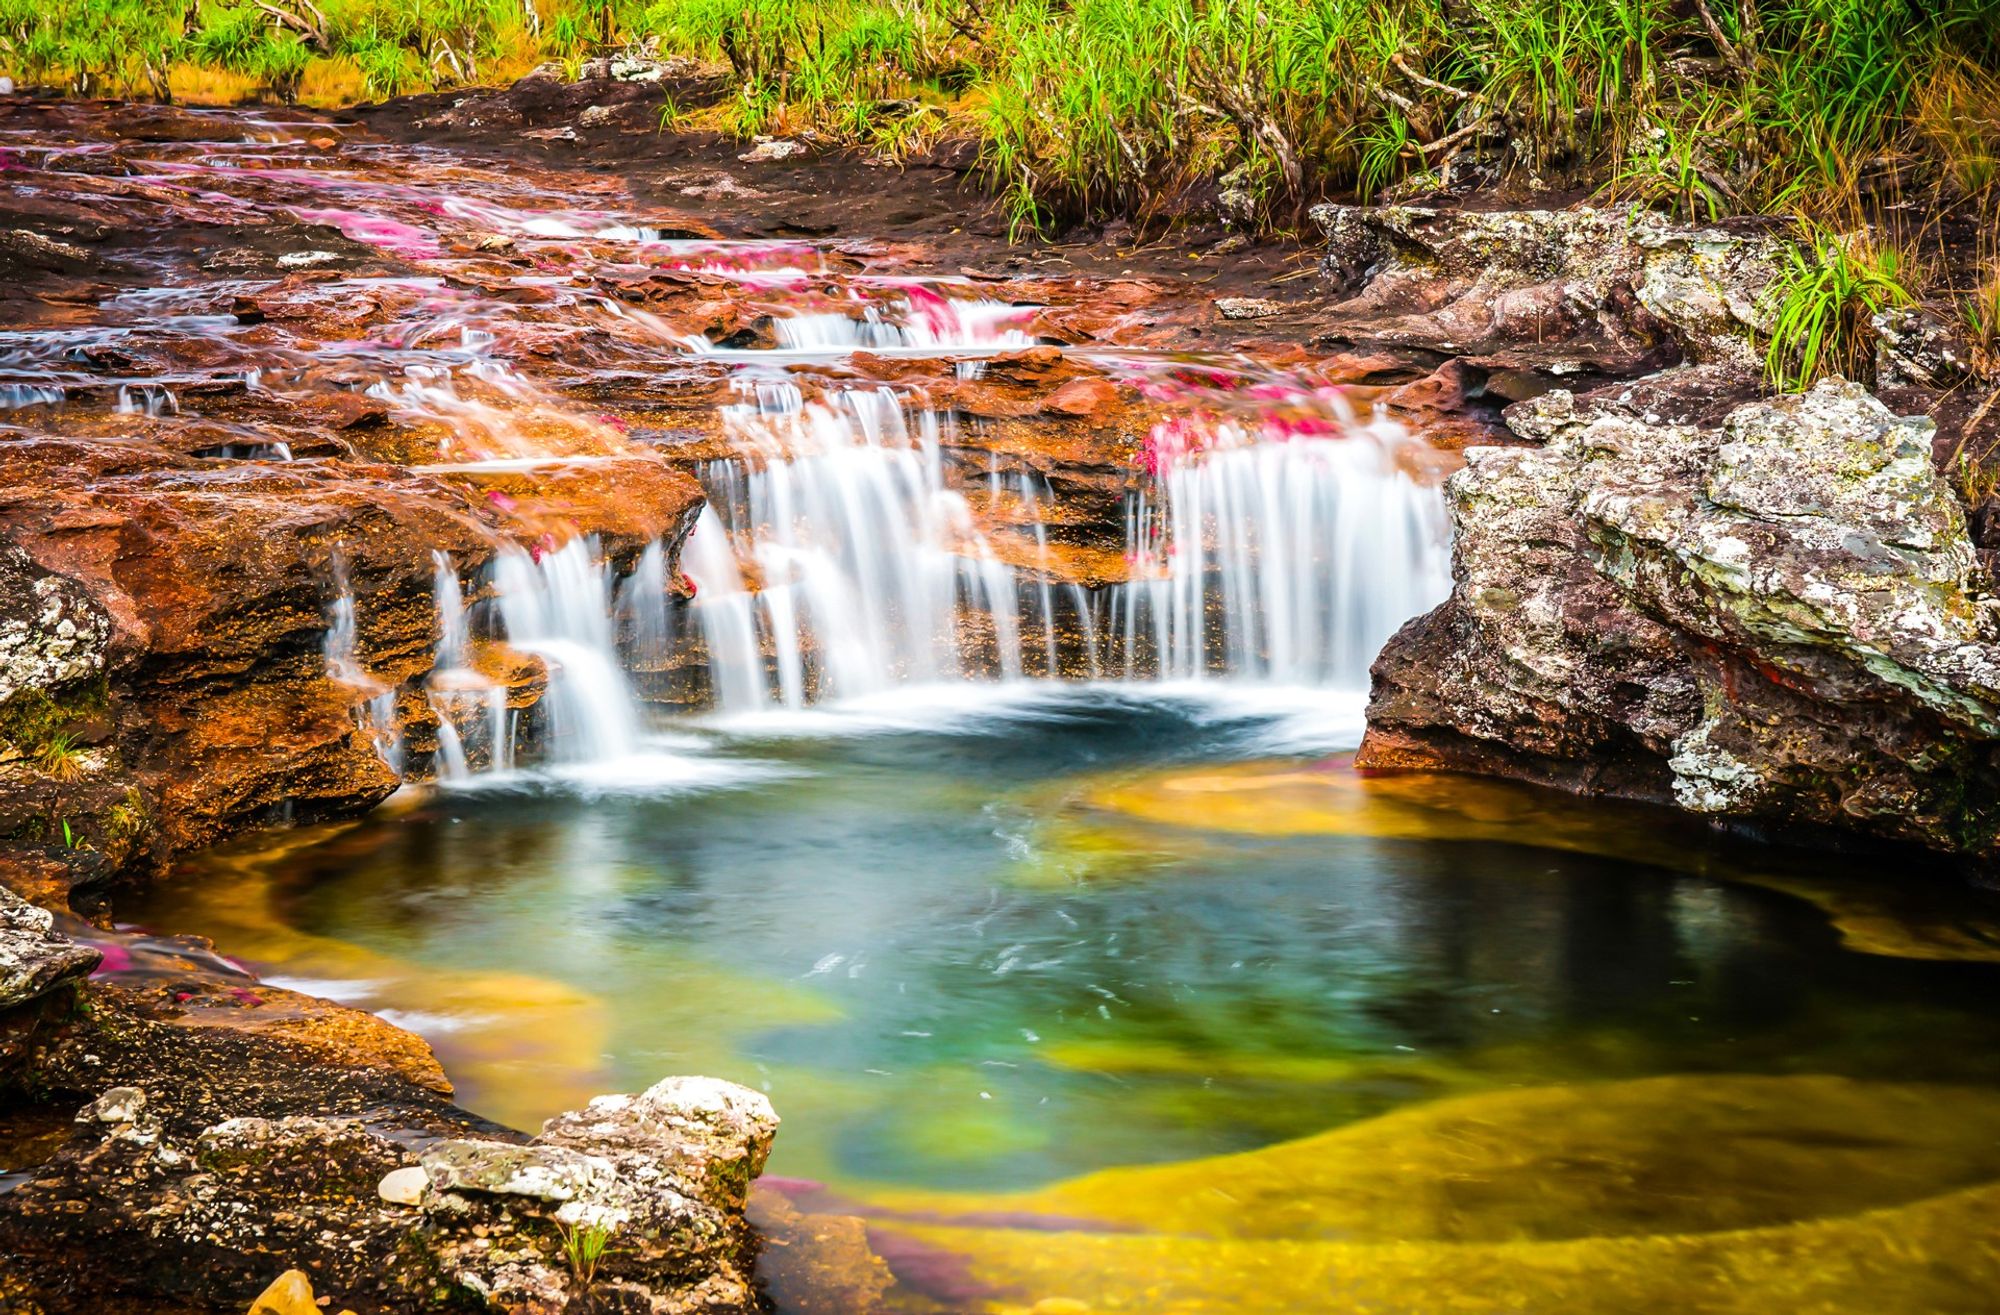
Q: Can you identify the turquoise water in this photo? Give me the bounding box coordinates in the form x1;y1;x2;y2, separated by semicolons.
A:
137;687;2000;1198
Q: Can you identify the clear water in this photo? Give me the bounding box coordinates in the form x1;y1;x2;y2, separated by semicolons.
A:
130;689;2000;1313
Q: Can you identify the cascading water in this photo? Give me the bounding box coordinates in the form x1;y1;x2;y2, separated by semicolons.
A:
491;538;645;764
323;555;403;771
426;552;512;783
682;383;1026;711
1114;421;1452;688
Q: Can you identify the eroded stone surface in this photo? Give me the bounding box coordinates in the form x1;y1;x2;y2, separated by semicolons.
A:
1363;379;2000;860
1311;203;1782;379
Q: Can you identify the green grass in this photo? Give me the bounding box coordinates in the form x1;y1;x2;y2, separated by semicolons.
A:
1764;221;1918;390
3;0;1997;233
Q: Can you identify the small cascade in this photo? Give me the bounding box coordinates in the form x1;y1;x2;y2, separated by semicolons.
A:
1113;422;1452;688
491;538;645;763
115;384;178;417
425;552;511;783
683;290;1037;357
684;385;1028;709
322;556;403;771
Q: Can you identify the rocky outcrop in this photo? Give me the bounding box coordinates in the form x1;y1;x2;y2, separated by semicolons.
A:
0;947;784;1314
1362;379;2000;861
1311;202;1782;386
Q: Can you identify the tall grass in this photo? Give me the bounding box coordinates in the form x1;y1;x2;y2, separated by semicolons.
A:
3;0;1997;232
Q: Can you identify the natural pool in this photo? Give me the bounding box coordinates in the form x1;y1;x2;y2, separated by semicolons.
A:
129;686;2000;1314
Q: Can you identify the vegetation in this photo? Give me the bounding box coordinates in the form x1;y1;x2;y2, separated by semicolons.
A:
1764;221;1917;389
554;1216;615;1286
4;0;1997;233
31;730;88;782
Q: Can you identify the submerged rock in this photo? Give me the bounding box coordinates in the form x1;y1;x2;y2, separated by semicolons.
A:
1363;378;2000;862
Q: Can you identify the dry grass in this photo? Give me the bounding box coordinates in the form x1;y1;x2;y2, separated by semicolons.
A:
1913;53;2000;201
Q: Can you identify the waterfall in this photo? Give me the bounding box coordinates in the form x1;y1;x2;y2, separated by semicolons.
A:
1114;429;1452;688
683;385;1027;710
323;555;403;771
491;538;643;763
681;293;1037;357
425;552;511;783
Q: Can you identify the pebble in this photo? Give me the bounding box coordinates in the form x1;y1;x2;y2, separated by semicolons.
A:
377;1165;428;1206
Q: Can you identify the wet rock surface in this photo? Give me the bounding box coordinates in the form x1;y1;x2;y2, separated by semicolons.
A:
1363;379;2000;861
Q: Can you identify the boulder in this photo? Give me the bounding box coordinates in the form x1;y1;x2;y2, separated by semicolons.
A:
1362;379;2000;862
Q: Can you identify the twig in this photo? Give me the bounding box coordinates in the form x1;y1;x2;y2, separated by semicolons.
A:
1417;114;1492;157
1390;52;1481;104
1689;0;1751;80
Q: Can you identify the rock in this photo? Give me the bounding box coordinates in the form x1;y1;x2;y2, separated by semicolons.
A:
377;1164;428;1205
539;1074;779;1213
1214;163;1258;228
738;138;806;163
0;885;100;1008
1362;378;2000;861
1308;203;1782;378
0;540;110;709
79;1085;145;1124
247;1269;318;1315
1874;306;1969;388
577;104;616;129
420;1137;618;1202
522;125;579;143
2;1065;776;1313
1214;297;1281;320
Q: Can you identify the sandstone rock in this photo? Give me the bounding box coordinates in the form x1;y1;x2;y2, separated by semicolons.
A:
1309;203;1782;378
1363;378;2000;860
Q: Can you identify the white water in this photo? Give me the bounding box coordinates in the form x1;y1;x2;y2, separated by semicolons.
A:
682;385;1026;711
681;294;1037;361
1114;430;1452;687
425;552;512;783
492;539;644;764
322;556;403;771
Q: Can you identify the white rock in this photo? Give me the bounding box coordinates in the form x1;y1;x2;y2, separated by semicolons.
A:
378;1165;428;1206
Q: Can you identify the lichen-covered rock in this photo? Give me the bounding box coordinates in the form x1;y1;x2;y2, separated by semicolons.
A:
1873;306;1971;388
540;1074;780;1213
0;541;111;709
0;883;100;1008
0;1066;777;1315
1309;203;1782;379
1363;379;2000;861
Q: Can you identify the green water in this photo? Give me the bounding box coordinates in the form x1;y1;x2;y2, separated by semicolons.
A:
134;687;2000;1313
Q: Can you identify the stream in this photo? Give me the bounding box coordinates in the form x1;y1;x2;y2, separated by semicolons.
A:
11;99;2000;1313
